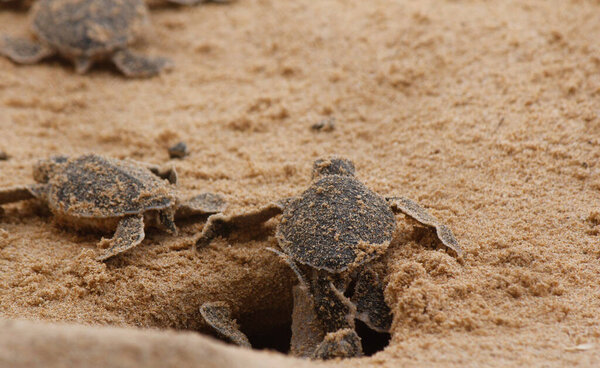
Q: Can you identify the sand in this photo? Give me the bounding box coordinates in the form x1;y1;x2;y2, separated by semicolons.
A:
0;0;600;366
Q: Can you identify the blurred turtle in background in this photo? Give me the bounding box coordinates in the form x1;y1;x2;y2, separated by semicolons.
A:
0;154;226;261
0;0;173;77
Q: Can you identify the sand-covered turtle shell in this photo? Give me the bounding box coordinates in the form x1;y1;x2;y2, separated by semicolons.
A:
47;154;176;218
276;175;396;273
31;0;149;58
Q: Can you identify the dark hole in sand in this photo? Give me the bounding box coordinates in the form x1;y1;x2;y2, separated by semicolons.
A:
210;313;390;358
355;320;391;356
245;322;293;354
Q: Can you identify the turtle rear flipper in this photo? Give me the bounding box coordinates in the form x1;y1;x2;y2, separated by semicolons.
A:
387;196;462;256
0;36;54;64
112;50;172;78
311;276;356;334
199;301;251;348
175;193;227;219
96;214;145;261
351;268;392;333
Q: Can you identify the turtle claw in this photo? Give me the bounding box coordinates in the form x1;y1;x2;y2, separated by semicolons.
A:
0;35;54;64
112;49;173;78
199;301;251;348
96;214;145;261
387;196;462;256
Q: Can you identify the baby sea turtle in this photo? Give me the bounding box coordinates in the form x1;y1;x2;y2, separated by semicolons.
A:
194;157;462;358
0;154;226;261
0;0;172;77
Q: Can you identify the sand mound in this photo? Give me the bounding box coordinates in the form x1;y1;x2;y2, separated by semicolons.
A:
0;319;313;368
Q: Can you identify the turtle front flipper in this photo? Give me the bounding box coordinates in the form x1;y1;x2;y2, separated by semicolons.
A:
351;268;392;333
199;301;251;348
387;196;462;256
175;193;227;219
0;36;54;64
112;49;173;78
0;185;43;205
96;214;145;261
195;201;287;250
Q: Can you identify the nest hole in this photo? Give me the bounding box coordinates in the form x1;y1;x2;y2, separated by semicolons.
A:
355;320;391;356
244;322;293;353
207;316;390;358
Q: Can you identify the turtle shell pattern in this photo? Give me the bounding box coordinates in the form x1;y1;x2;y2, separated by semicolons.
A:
31;0;149;57
276;175;396;272
47;154;175;218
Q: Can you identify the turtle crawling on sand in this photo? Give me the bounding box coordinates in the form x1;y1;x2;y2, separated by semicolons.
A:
0;154;226;261
0;0;173;77
194;157;462;359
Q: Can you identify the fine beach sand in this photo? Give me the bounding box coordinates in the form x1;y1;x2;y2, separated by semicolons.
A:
1;0;600;366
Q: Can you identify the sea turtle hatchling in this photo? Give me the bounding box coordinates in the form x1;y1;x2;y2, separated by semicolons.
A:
194;157;462;358
0;154;226;261
0;0;173;77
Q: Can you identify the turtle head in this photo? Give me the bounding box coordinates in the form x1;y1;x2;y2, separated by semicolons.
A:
312;157;356;180
33;155;68;183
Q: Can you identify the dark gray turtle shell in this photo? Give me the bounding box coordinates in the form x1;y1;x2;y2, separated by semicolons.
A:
276;175;396;273
47;154;176;218
31;0;149;57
